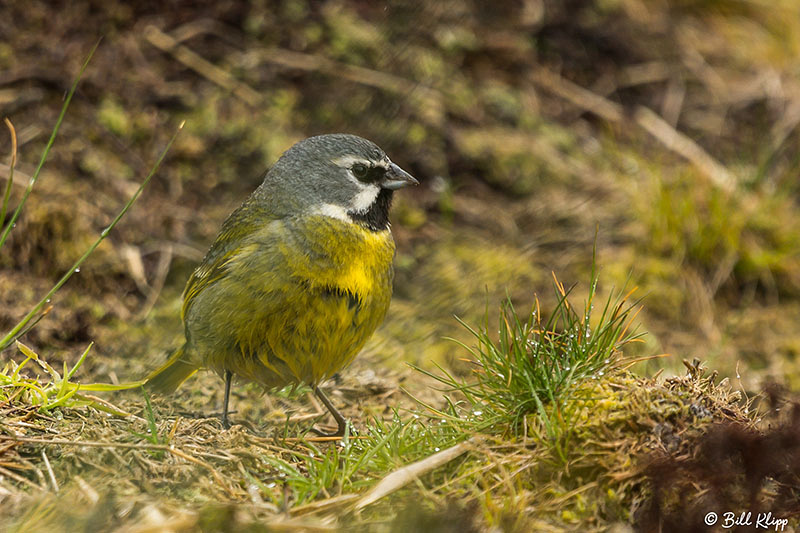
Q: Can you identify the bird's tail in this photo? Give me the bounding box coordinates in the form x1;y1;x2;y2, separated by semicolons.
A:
144;344;198;394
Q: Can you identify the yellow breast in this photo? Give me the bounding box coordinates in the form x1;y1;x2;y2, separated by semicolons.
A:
284;215;396;298
335;230;394;296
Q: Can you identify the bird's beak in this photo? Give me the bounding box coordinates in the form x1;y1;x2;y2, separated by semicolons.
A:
380;162;419;190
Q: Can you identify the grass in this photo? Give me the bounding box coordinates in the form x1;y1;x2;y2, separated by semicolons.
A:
1;340;148;417
639;169;800;296
414;265;644;458
3;259;747;532
0;91;762;526
0;43;184;351
2;341;97;414
0;42;99;251
4;2;800;529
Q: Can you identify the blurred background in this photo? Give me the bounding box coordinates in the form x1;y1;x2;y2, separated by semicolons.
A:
2;0;800;397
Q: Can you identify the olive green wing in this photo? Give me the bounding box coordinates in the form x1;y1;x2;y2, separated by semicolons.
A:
180;200;276;322
181;245;238;322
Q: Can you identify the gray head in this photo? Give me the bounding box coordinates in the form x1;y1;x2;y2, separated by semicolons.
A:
256;134;417;231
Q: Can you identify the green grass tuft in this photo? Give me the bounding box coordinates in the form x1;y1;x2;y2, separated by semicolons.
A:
414;268;644;459
0;342;137;416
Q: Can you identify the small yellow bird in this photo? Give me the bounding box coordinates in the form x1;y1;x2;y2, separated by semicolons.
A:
145;134;417;436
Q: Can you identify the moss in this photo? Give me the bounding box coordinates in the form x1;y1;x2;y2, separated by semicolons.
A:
0;42;14;67
97;98;131;138
452;123;580;195
506;369;751;528
391;195;427;229
323;1;386;65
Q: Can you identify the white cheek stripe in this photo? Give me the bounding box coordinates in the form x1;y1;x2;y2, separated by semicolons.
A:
349;184;380;213
312;182;379;222
313;203;351;222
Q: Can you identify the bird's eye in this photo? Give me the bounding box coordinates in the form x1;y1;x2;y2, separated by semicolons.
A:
352;163;369;179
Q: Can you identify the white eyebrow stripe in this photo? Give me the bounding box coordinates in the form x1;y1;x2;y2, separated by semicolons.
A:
331;155;390;169
332;155;372;168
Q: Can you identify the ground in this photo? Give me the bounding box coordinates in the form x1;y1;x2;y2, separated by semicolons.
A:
1;1;800;531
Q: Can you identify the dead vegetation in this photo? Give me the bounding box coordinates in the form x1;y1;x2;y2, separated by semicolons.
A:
1;344;767;531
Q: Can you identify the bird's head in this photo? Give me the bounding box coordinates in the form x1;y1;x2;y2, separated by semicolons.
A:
259;134;418;231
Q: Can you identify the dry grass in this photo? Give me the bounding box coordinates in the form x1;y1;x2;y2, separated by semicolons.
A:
0;342;771;531
2;0;800;530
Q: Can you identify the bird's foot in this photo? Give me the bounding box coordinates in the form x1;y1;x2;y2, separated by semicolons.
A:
310;419;352;439
311;386;353;439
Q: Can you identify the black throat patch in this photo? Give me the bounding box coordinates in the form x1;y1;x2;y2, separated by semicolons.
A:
349;188;393;231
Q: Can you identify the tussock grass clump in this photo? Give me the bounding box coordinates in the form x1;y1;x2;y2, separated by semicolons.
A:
417;269;643;448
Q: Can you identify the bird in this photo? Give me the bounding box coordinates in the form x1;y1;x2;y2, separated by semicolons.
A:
144;133;418;437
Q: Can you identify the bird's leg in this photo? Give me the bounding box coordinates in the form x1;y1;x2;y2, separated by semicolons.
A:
221;370;233;429
311;386;348;438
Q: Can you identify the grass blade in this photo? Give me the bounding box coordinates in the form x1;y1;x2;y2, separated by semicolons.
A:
1;118;17;225
0;40;100;249
0;121;185;350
